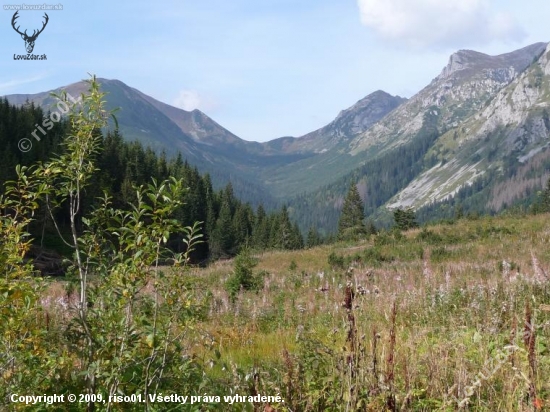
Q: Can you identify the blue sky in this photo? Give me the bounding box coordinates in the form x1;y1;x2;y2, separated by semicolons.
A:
1;0;549;142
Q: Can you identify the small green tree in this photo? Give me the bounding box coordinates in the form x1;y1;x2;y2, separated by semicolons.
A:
225;249;260;302
338;183;366;240
252;205;270;249
211;195;235;257
393;207;419;231
271;207;304;250
365;219;378;236
0;165;49;400
543;177;550;212
532;177;550;214
306;226;322;248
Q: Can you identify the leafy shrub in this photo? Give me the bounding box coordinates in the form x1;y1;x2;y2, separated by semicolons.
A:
374;229;404;246
431;246;453;262
289;259;297;271
417;228;443;244
476;225;514;238
327;252;345;269
363;247;394;265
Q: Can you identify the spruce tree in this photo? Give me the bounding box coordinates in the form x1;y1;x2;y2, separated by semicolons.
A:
291;222;304;250
541;177;550;213
212;196;235;257
306;226;322;248
393;208;419;231
271;206;292;249
252;205;269;249
337;183;366;240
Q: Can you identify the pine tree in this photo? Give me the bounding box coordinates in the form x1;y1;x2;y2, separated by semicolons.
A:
212;197;235;258
365;220;378;236
252;205;270;250
393;208;419;231
203;173;217;239
541;177;550;213
233;203;253;249
157;150;169;180
291;222;304;249
306;226;322;248
268;205;299;250
337;183;366;240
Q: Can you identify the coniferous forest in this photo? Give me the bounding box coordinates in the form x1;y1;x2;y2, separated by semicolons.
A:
0;95;304;267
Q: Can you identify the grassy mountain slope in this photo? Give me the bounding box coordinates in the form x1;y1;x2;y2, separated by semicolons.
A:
4;79;281;207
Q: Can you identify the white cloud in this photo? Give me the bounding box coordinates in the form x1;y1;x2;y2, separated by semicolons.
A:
0;74;50;94
357;0;526;50
172;89;219;113
173;89;201;111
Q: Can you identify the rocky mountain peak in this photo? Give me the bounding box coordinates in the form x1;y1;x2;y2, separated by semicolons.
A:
332;90;406;129
263;90;406;155
438;49;486;78
437;42;548;82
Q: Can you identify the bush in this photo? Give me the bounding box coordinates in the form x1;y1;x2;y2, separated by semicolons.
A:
374;229;403;246
393;208;419;231
327;252;345;269
363;247;394;265
431;246;452;262
416;228;443;244
289;260;298;271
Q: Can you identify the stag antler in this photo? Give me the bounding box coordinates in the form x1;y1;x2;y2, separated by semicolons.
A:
29;13;49;40
11;11;26;37
11;11;49;40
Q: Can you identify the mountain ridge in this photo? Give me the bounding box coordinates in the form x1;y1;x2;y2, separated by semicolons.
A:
4;41;550;232
388;42;550;209
264;90;406;155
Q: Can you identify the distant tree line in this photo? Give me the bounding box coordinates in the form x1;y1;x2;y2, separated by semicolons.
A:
5;97;548;256
0;98;304;262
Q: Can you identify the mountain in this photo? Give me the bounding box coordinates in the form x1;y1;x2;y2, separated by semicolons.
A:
3;79;279;207
283;42;550;231
261;43;549;201
389;42;550;210
349;42;548;156
264;90;406;155
5;79;209;160
4;42;550;233
3;78;405;199
257;90;407;197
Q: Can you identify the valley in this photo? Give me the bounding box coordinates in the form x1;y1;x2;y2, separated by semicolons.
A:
5;42;550;234
2;53;550;409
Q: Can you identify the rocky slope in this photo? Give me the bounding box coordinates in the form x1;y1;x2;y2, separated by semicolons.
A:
388;43;550;209
350;42;548;156
265;43;549;200
264;90;406;154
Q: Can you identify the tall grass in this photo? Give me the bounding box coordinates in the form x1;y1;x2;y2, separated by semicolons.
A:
30;214;550;410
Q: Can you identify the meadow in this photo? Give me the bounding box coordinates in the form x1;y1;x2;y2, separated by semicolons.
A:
27;213;550;411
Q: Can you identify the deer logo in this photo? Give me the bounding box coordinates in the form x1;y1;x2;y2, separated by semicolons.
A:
11;11;49;53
